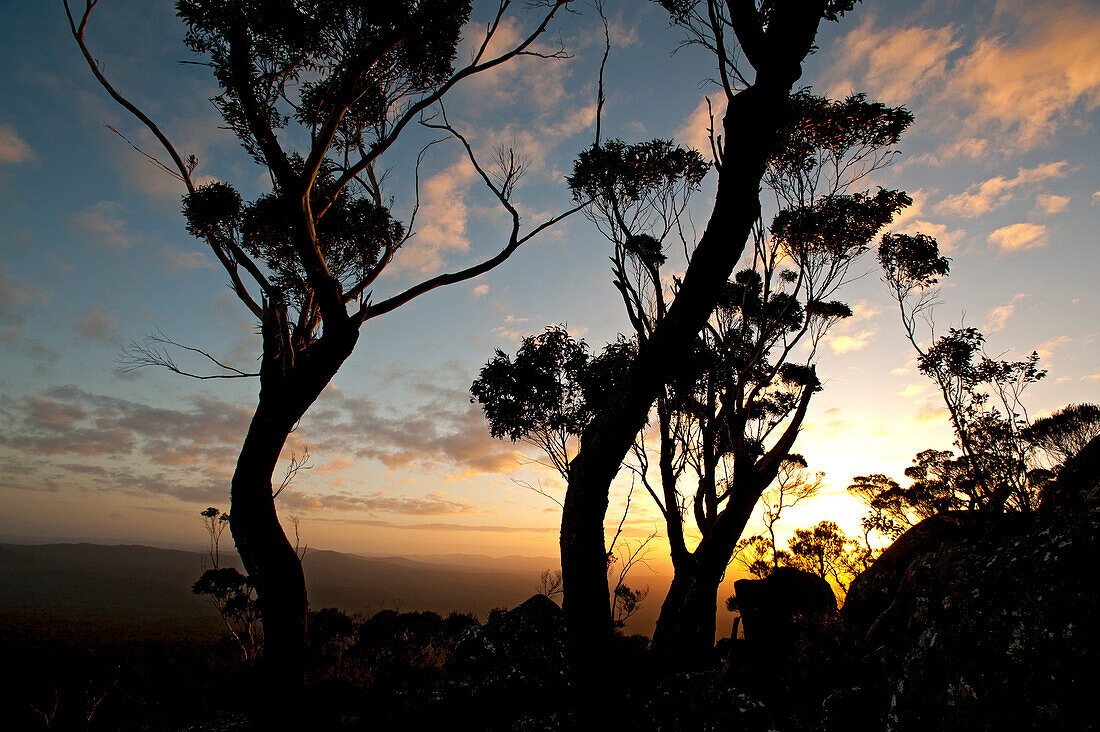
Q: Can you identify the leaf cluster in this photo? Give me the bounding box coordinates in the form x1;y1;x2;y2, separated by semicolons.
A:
878;232;950;288
770;91;912;178
567;139;709;205
772;188;911;262
177;0;471;160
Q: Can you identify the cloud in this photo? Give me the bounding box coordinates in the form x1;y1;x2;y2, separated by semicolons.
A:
396;158;477;273
299;379;523;478
1036;193;1071;215
825;3;1100;156
72;201;135;249
1093;191;1100;206
471;284;490;298
829;330;875;355
0;125;35;164
826;17;960;105
897;384;926;398
1036;335;1072;360
988;222;1048;252
676;94;726;159
983;293;1028;333
75;308;121;343
942;3;1100;149
0;386;251;467
673;93;726;159
280;489;481;515
826;299;879;354
157;244;212;272
888;189;967;251
935;162;1069;218
459;17;572;113
911;403;948;425
0;267;47;326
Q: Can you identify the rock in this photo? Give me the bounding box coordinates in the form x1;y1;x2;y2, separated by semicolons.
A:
842;512;981;642
734;567;837;647
451;594;568;694
840;443;1100;731
642;670;773;731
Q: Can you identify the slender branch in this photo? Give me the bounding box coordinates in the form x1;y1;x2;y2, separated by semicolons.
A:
118;329;258;380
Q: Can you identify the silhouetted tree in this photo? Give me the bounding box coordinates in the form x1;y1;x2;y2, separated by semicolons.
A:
536;569;564;600
551;0;867;668
1023;403;1100;467
783;520;864;595
65;0;581;692
565;90;910;665
194;508;262;663
472;327;651;624
880;233;1047;513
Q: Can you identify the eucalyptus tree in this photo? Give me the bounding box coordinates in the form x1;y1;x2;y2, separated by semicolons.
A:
879;233;1047;513
64;0;581;688
550;0;892;664
563;89;910;664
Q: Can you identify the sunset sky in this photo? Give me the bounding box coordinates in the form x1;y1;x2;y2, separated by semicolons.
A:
1;0;1097;571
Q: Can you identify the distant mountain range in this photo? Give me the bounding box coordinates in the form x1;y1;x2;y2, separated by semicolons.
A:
0;542;739;641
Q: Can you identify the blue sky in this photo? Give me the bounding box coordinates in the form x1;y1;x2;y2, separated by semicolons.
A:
1;0;1097;563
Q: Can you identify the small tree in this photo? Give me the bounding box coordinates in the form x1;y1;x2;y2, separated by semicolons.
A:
194;507;262;664
784;520;865;595
879;233;1047;513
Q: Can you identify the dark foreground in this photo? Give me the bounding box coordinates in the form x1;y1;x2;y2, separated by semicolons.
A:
4;447;1098;731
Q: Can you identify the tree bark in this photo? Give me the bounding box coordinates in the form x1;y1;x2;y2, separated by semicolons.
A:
560;5;826;671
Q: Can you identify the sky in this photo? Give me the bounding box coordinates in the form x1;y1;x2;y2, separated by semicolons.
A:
1;0;1098;572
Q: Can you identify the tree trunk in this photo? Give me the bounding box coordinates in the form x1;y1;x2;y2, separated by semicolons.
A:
651;557;725;666
229;326;358;702
230;396;308;696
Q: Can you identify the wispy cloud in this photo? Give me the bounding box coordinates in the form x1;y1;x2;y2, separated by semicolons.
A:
0;124;35;164
983;293;1028;333
936;162;1069;218
72;201;135;249
75;308;121;343
0;266;47;325
988;222;1048;253
1036;193;1071;215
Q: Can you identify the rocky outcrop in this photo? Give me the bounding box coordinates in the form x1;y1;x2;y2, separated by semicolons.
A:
452;594;568;693
841;512;983;642
835;435;1100;731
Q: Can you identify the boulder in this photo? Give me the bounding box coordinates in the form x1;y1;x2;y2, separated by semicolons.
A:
451;594;568;693
842;512;980;642
1040;434;1100;515
838;441;1100;731
734;567;837;647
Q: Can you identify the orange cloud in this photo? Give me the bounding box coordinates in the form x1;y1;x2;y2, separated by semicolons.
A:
988;223;1048;252
943;3;1100;149
0;124;34;164
936;162;1069;218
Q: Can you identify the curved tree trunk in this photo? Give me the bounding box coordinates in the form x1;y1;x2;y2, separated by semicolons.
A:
229;324;358;699
230;397;308;693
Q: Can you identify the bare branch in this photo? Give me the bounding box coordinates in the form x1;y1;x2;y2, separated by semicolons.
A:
118;329;258;380
273;449;312;500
